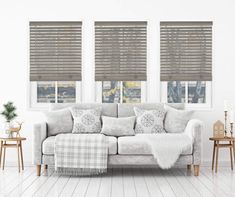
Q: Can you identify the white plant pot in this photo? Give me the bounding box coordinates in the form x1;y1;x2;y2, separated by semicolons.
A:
4;121;13;138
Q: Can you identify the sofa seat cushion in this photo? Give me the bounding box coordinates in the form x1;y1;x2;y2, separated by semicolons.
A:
42;135;118;155
118;134;192;155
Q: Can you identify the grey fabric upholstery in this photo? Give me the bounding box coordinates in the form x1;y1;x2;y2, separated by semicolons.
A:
118;103;163;117
50;103;117;117
108;154;193;166
32;122;47;165
118;134;192;155
42;154;193;166
184;119;203;165
118;103;184;117
42;135;118;155
165;103;185;110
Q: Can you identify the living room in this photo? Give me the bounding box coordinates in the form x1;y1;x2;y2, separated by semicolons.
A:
0;0;234;196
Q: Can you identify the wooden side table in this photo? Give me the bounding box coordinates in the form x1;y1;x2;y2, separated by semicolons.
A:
0;137;26;172
209;137;235;173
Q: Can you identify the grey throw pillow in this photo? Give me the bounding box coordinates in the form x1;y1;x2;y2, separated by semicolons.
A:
134;106;165;134
44;109;73;136
71;107;102;133
101;116;136;137
164;106;194;133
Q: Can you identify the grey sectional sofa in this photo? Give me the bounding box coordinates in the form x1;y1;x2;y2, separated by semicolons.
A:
33;103;203;176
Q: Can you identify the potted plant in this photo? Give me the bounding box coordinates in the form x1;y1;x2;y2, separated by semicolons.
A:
1;102;17;137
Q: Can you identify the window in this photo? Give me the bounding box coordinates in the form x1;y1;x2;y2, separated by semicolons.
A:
161;81;211;108
29;21;82;109
30;81;81;109
96;81;146;103
95;22;147;103
95;22;147;81
160;22;212;108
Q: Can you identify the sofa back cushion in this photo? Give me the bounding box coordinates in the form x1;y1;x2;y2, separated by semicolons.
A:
118;103;184;117
50;103;117;117
166;103;185;110
44;108;73;136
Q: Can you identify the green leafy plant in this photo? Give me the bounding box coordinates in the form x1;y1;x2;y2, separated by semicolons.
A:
1;102;17;122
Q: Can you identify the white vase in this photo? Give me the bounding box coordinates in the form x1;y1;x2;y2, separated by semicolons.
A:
4;121;13;138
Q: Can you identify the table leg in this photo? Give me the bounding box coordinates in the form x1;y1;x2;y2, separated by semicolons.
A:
0;141;2;168
19;141;24;170
212;141;216;171
233;142;235;164
2;143;6;170
17;141;20;173
215;141;219;173
230;143;233;170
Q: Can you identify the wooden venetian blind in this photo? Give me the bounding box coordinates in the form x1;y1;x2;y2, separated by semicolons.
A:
160;21;212;81
95;22;147;81
30;21;82;81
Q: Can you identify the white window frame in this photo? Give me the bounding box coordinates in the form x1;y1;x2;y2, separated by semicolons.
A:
29;81;82;110
161;81;212;109
95;81;147;103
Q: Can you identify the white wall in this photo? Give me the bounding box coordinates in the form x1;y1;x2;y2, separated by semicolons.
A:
0;0;235;165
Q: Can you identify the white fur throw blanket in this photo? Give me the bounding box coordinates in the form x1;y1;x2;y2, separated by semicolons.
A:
147;134;192;169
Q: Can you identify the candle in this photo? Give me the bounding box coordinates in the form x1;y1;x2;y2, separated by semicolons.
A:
224;100;228;111
230;110;234;123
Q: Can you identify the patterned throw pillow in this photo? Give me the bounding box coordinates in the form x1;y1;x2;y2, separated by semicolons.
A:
134;106;165;134
70;107;102;133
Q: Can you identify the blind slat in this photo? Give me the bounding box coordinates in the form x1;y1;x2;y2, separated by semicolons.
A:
160;21;212;81
30;21;82;81
95;22;147;81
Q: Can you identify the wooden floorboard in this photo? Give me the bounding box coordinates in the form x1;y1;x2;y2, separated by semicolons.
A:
151;168;176;197
178;168;214;197
163;170;188;197
98;168;112;197
141;168;163;197
123;168;137;197
0;167;235;197
111;168;124;197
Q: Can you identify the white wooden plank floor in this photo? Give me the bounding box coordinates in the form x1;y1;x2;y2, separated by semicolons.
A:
0;166;234;197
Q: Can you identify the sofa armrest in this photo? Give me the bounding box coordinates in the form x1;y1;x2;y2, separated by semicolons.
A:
32;122;47;165
184;119;203;165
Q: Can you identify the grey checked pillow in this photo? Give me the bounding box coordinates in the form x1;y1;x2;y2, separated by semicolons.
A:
70;107;102;133
134;106;165;134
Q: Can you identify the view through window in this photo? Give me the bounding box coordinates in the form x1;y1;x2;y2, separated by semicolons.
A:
102;81;141;103
37;81;76;103
167;81;206;104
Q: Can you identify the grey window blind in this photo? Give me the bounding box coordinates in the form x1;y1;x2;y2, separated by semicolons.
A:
160;21;212;81
30;21;82;81
95;21;147;81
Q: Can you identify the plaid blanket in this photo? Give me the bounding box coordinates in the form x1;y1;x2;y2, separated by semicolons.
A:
54;133;108;176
